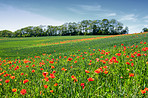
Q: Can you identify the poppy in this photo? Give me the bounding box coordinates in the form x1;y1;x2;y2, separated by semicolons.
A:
129;73;134;77
23;79;29;84
71;75;78;82
21;73;24;75
42;72;48;77
5;80;10;83
10;76;15;79
137;53;141;56
51;66;55;68
116;53;121;56
141;89;146;94
74;61;77;63
49;74;55;78
145;88;148;91
94;69;100;74
104;71;108;74
68;57;72;61
50;90;53;93
131;63;134;67
81;83;85;89
85;70;90;73
54;83;58;86
32;70;35;73
87;78;94;82
44;85;48;88
126;62;130;65
12;88;17;92
20;89;27;95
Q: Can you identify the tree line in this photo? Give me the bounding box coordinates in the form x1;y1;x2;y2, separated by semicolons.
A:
0;19;129;37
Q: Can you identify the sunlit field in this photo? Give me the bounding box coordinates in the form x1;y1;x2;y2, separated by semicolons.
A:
0;33;148;97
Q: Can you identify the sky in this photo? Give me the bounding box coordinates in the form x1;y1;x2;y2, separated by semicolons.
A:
0;0;148;34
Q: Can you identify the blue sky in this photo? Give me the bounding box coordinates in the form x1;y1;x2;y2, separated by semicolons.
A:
0;0;148;33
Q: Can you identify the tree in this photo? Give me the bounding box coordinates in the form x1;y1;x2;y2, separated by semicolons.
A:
0;30;13;37
142;28;148;32
0;19;128;37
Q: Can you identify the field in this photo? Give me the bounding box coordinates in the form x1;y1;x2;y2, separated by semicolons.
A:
0;33;148;97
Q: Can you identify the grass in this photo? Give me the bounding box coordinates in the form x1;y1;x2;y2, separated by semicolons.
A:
0;33;148;97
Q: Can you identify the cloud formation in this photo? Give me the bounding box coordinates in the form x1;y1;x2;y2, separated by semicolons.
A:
0;3;64;31
120;14;137;21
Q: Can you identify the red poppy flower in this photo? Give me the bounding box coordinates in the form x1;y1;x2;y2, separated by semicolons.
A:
49;61;54;64
81;83;85;89
68;57;72;61
32;69;35;73
42;72;48;77
104;71;108;74
137;53;141;56
12;88;17;92
44;85;48;88
141;89;146;94
49;74;55;78
20;89;27;95
10;76;15;79
131;63;134;67
21;73;24;75
25;65;29;68
5;80;10;83
50;90;53;93
52;71;56;73
145;88;148;91
51;66;55;68
74;61;77;63
129;73;134;77
32;64;35;67
71;75;78;82
85;70;90;73
103;66;108;69
116;53;121;56
54;83;58;86
126;62;130;65
23;79;29;84
94;69;100;74
87;78;94;82
81;83;85;87
40;68;43;70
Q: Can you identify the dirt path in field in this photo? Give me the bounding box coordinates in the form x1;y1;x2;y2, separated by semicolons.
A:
34;32;148;46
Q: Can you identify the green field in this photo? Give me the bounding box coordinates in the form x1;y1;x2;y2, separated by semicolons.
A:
0;33;148;97
0;34;147;59
0;35;110;58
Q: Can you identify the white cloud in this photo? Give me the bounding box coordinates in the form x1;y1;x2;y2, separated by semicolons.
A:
127;24;143;34
68;4;108;14
144;20;148;22
120;14;137;21
0;4;64;31
68;7;85;14
78;5;102;11
143;15;148;19
106;13;116;16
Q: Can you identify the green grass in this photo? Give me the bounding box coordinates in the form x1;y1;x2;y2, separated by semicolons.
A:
0;35;109;58
0;33;148;97
0;34;147;59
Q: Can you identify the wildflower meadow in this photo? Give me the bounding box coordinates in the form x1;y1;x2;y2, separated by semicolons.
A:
0;32;148;97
